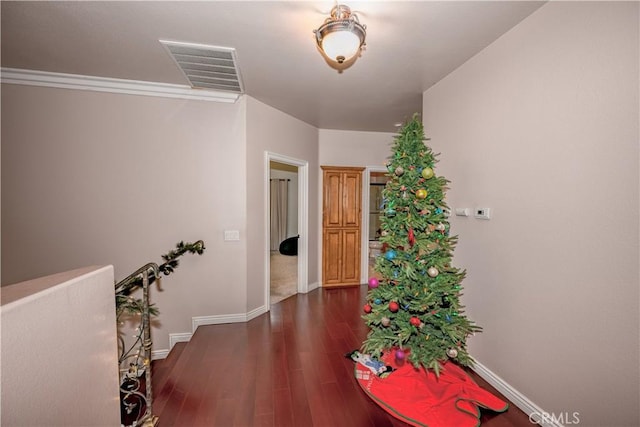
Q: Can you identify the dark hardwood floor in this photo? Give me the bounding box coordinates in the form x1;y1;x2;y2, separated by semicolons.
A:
152;285;535;427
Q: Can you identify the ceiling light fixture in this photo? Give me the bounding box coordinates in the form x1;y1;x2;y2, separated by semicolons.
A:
313;3;366;71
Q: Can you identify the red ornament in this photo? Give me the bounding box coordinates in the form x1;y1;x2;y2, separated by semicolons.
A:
410;316;421;327
389;301;400;312
408;227;415;247
363;304;372;313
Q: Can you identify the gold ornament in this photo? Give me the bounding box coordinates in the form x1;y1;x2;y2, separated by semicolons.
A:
422;167;435;179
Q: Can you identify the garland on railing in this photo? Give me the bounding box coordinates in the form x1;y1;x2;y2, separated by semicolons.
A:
115;240;206;316
115;240;206;427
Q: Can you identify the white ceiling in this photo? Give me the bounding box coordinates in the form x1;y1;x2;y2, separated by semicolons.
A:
1;1;545;132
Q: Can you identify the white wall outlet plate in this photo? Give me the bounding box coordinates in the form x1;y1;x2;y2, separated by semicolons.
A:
455;208;469;217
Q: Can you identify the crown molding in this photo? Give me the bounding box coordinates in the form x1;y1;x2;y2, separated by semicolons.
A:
0;67;240;103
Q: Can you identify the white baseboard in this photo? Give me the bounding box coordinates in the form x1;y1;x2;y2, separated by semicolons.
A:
169;332;193;349
192;306;268;330
247;305;268;321
152;333;192;360
151;349;169;360
472;360;561;427
305;282;320;293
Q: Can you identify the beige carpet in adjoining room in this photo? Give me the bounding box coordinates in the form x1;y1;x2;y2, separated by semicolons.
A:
270;251;297;305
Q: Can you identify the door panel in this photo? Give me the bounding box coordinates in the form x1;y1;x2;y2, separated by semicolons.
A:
341;229;361;284
342;172;361;227
322;229;342;285
323;171;342;228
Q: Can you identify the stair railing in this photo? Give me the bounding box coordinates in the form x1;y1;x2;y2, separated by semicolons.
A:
115;263;160;427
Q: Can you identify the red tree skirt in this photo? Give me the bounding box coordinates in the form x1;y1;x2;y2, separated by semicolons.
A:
354;350;508;427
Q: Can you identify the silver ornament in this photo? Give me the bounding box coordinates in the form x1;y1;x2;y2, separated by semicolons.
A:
427;267;439;277
447;348;458;358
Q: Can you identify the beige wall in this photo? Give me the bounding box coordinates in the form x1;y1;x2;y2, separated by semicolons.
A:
1;84;248;350
246;96;319;309
319;128;395;168
1;266;120;426
423;2;639;426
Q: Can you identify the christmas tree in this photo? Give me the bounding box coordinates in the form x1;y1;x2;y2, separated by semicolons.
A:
362;115;480;376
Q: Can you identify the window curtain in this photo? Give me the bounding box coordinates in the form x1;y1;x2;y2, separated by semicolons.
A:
270;179;289;251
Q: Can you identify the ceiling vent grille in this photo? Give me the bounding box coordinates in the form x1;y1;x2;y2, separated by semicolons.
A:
160;40;244;94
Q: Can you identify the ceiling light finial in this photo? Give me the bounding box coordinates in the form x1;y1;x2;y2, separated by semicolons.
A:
313;3;366;71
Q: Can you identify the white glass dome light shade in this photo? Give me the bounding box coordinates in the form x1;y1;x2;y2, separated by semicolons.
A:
321;29;361;64
314;4;366;66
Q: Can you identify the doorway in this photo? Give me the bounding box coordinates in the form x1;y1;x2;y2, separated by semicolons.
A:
264;152;309;309
269;161;298;304
361;167;389;282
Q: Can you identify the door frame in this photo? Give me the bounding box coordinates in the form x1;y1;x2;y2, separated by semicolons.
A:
361;166;387;282
264;151;309;309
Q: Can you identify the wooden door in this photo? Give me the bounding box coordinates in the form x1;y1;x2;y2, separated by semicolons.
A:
321;166;363;287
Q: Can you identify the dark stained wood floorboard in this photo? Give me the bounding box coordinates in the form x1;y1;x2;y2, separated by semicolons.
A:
152;342;187;390
153;285;536;427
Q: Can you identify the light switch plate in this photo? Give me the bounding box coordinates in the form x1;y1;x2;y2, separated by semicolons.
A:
224;230;240;241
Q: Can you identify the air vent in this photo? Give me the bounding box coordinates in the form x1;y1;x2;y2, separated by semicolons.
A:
160;40;244;94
